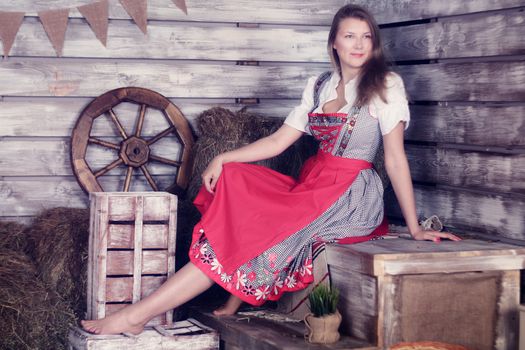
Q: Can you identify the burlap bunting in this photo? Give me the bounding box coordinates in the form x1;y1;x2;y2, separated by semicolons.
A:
1;0;189;57
0;11;25;57
78;0;109;47
172;0;188;15
38;8;70;57
119;0;148;34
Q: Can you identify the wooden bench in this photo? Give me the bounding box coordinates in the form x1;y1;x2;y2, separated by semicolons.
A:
326;238;525;350
190;309;378;350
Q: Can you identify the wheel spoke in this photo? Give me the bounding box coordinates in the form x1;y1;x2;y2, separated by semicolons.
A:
94;158;124;178
108;108;129;139
147;126;175;145
123;166;133;192
149;154;182;167
135;104;147;137
140;165;159;191
88;137;120;150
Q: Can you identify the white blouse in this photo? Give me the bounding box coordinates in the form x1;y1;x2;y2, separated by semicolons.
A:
284;71;410;136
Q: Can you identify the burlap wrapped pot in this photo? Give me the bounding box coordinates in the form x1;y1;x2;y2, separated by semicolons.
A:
304;310;342;344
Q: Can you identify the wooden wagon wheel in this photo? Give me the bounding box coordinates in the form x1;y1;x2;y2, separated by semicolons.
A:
71;87;194;195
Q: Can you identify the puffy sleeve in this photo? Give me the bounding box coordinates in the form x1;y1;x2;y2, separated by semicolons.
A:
370;72;410;135
283;76;317;133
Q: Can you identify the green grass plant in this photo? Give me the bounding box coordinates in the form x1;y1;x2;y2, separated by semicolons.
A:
308;284;339;317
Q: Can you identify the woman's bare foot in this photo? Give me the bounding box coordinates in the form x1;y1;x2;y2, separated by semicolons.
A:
80;307;146;335
213;295;243;316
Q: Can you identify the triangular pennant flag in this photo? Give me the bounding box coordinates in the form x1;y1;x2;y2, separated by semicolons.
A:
78;0;109;46
171;0;188;15
0;11;25;57
119;0;147;34
38;8;69;56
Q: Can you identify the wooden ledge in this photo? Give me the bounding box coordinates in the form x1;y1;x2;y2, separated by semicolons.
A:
326;238;525;276
190;308;377;350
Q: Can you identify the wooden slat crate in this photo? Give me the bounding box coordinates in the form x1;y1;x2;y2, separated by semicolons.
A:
326;238;525;350
68;318;219;350
87;192;177;326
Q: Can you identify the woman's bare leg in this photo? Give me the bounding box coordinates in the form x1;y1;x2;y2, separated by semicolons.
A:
81;262;214;335
213;295;243;316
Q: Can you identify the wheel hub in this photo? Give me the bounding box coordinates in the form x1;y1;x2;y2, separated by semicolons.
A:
120;136;150;167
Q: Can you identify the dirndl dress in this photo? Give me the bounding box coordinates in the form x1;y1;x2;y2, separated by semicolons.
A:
188;95;388;305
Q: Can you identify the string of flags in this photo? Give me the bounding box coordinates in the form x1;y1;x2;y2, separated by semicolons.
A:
0;0;188;57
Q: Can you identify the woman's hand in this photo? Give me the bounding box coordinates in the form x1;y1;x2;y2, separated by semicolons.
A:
411;229;462;243
202;156;224;193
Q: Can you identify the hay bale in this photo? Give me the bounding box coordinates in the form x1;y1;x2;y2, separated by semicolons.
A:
0;220;28;252
187;107;248;199
242;111;303;178
187;107;304;200
196;106;239;139
0;248;75;350
26;208;90;319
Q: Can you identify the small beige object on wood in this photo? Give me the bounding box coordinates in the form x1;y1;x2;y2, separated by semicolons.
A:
68;319;219;350
326;238;525;350
87;192;177;326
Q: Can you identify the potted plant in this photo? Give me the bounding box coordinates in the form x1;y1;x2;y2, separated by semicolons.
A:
304;284;342;344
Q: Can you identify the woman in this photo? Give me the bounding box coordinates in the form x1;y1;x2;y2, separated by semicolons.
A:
81;4;460;335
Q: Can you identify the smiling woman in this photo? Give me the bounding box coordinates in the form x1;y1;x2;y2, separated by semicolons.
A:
331;19;373;77
80;3;461;336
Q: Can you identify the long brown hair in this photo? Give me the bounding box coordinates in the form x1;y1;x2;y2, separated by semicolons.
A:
327;4;390;106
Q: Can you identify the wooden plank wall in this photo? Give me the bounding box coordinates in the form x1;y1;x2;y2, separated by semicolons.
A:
0;0;524;241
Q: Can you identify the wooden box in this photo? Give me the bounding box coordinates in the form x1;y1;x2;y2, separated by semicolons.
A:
68;318;219;350
87;192;177;326
326;238;525;350
276;243;330;320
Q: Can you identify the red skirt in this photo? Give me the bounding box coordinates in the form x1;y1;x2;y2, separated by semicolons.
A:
191;152;386;275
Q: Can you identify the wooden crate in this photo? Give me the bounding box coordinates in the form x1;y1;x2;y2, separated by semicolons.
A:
87;192;177;326
326;238;525;350
68;318;219;350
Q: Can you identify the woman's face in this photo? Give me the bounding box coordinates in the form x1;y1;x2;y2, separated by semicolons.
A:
332;17;373;76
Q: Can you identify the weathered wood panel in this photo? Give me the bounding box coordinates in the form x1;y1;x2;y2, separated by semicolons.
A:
190;309;376;350
0;178;87;217
0;139;181;176
4;141;523;194
2;99;522;148
0;176;178;217
100;248;168;275
10;19;328;62
406;145;525;194
382;9;525;60
103;303;167;326
407;105;525;147
108;224;168;249
1;60;524;102
0;98;293;137
68;320;219;350
9;9;524;61
398;62;525;102
1;0;523;25
385;186;525;240
103;192;176;222
0;59;327;98
106;276;165;301
330;265;378;342
328;239;525;266
329;239;525;276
